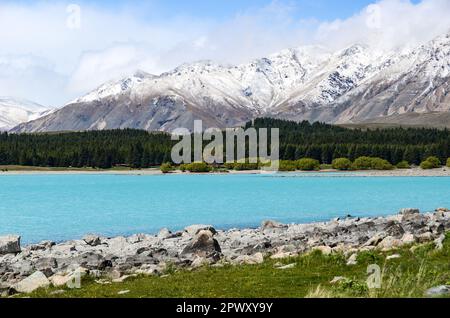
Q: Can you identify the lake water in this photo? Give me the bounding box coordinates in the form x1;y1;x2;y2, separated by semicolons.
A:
1;173;450;244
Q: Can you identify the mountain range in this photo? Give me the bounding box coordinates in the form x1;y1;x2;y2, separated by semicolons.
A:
11;31;450;133
0;97;51;131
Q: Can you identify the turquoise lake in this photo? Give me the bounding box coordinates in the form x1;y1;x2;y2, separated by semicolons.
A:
1;174;450;244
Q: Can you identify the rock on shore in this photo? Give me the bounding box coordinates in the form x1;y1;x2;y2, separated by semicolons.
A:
0;208;449;295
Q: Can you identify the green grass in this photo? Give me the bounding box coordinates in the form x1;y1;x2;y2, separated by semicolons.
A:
24;233;450;298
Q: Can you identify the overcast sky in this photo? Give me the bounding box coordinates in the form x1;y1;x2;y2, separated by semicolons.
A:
1;0;449;107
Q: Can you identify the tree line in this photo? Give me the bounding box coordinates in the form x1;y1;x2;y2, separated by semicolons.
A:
0;118;449;169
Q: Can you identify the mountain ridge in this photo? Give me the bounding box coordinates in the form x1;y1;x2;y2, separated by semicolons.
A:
0;97;50;131
11;31;450;133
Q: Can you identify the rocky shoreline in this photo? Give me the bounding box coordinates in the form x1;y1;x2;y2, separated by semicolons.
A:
1;167;450;177
0;208;449;296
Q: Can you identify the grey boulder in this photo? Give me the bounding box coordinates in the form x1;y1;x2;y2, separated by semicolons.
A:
425;285;450;297
12;271;50;294
184;225;217;236
83;234;102;247
0;235;21;255
182;230;221;258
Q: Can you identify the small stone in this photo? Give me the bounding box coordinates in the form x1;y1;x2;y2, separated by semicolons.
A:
386;254;401;260
106;269;122;280
12;271;50;294
50;290;66;295
157;228;172;239
330;276;346;284
378;236;403;251
399;208;420;216
0;235;21;255
434;234;446;250
277;263;295;270
347;253;357;266
399;208;421;222
261;220;286;230
417;232;434;243
50;274;73;287
270;252;297;260
83;234;101;247
95;279;111;285
364;233;386;247
401;233;416;244
234;252;264;265
184;225;217;236
425;285;450;297
29;241;55;251
191;257;209;268
112;275;132;283
118;290;130;295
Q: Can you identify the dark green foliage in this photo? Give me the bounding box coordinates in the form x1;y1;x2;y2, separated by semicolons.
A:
185;162;211;173
351;156;393;170
296;158;320;171
396;161;411;169
224;162;260;171
420;156;441;169
160;163;174;174
352;156;375;170
1;118;450;169
279;160;297;172
249;118;450;165
332;158;352;170
0;130;173;169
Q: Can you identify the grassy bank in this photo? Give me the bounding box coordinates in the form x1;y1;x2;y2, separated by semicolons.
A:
26;233;450;298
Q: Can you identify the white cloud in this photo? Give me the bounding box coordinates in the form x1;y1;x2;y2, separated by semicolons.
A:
1;0;450;107
314;0;450;51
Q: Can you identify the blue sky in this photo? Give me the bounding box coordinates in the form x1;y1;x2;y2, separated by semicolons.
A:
158;0;385;20
8;0;420;21
36;0;397;21
0;0;444;106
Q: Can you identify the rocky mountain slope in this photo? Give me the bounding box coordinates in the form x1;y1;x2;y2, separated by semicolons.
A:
0;97;50;131
12;32;450;133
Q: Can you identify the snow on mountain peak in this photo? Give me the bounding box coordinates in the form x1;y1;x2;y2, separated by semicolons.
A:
0;97;49;131
64;30;450;125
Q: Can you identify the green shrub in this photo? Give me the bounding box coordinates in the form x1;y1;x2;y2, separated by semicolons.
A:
371;158;394;170
160;163;174;174
320;164;333;170
446;158;450;168
332;158;352;170
279;161;297;172
420;156;441;169
185;162;211;173
223;163;236;170
352;156;393;170
396;161;411;169
352;156;374;170
233;162;259;171
420;160;436;170
296;158;320;171
426;156;441;167
333;278;369;297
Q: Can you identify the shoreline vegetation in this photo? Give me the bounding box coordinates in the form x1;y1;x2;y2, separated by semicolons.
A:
2;164;450;177
2;118;450;170
0;166;450;177
0;208;448;298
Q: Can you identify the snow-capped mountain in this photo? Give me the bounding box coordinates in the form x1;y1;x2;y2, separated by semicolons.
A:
0;97;50;131
12;31;450;133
